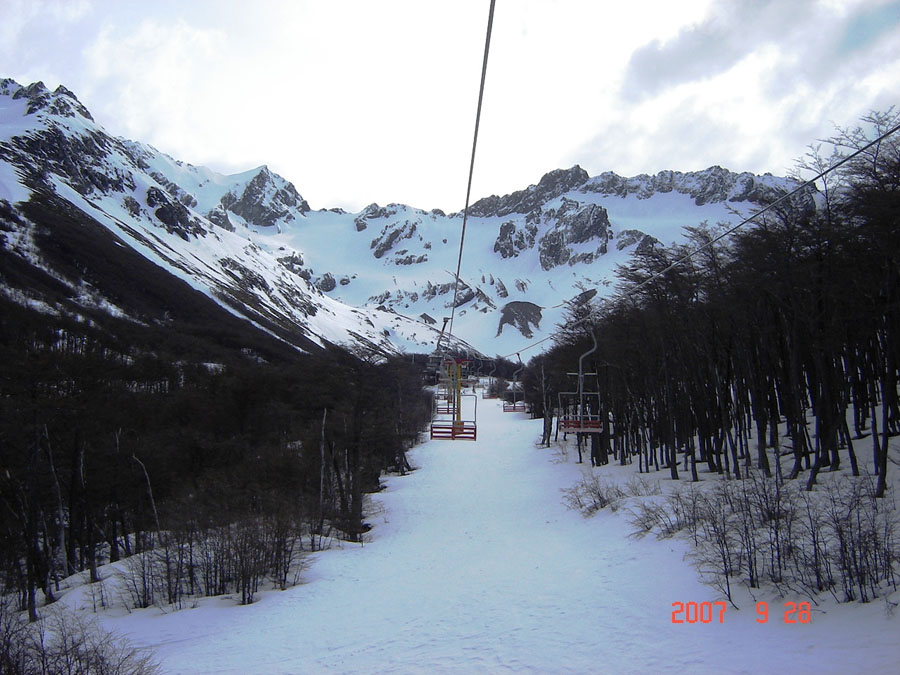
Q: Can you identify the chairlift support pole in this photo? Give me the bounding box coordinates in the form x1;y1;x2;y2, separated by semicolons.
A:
558;329;604;435
504;353;527;412
430;355;477;441
577;329;598;428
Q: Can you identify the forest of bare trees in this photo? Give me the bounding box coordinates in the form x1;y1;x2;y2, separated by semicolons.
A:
0;293;432;631
526;112;900;603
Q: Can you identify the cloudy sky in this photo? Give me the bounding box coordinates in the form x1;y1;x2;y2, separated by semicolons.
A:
4;0;899;212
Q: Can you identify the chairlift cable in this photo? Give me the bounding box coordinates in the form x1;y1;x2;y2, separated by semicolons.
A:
448;0;496;340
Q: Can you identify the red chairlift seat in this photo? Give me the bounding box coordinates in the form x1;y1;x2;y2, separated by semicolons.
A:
558;415;604;433
430;389;478;441
430;419;477;440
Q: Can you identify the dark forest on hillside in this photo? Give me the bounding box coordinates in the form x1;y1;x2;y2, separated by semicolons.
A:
521;113;900;603
0;242;433;626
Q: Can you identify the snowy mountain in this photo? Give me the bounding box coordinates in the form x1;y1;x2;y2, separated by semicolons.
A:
0;79;474;356
0;79;797;357
300;164;795;355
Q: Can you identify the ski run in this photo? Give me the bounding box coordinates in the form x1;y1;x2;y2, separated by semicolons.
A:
54;395;899;673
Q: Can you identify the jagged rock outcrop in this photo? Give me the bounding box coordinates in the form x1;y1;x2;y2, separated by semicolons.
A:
316;273;337;292
354;203;398;232
149;171;197;209
370;218;423;260
146;187;205;240
277;252;308;277
493;220;538;258
220;166;309;227
206;204;236;232
486;192;614;269
495;278;509;298
469;166;590;217
497;301;542;338
9;124;135;196
581;166;787;206
532;202;612;270
394;253;428;265
5;79;94;120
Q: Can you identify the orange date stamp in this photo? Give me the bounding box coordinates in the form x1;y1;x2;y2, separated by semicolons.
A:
671;601;812;624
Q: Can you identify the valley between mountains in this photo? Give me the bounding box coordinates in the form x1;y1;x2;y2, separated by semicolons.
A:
1;78;797;358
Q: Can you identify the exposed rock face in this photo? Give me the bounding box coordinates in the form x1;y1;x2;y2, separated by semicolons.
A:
371;220;418;259
206;205;236;232
354;203;397;232
558;202;610;245
493;220;538;258
616;229;650;251
497;301;542;338
538;229;569;269
517;201;613;270
394;253;427;265
277;252;307;277
495;278;509;298
582;166;786;206
122;195;141;217
220;166;309;227
316;273;336;292
150;171;197;209
8;80;94;120
469;166;590;217
10;125;134;196
486;190;613;270
146;187;205;240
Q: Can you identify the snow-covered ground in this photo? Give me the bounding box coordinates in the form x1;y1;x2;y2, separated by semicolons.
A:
61;398;899;673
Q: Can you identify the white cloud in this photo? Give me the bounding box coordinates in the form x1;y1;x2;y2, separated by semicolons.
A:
84;19;229;154
1;0;94;88
570;0;900;182
4;0;898;211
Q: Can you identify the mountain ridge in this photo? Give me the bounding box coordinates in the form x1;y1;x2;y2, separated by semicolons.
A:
0;78;799;357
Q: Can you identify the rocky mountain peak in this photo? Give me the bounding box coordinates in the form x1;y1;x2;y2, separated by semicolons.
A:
6;79;94;121
467;165;590;218
219;165;310;227
581;166;790;206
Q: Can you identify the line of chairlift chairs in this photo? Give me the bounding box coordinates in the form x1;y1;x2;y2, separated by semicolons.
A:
426;331;605;442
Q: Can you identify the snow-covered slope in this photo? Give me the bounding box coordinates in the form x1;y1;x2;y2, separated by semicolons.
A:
0;79;470;356
58;400;900;673
0;78;797;357
274;165;795;356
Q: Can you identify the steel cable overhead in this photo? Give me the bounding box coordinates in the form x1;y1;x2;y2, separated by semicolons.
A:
447;0;496;343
